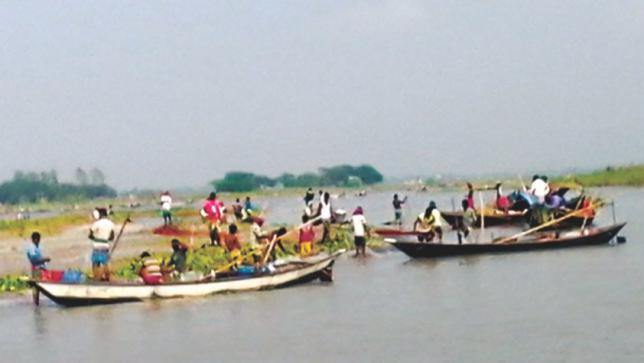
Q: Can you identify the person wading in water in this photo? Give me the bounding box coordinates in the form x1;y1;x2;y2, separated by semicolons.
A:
392;194;407;226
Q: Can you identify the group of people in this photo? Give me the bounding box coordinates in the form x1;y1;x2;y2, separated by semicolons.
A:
302;188;335;243
26;187;377;284
391;193;444;243
138;239;188;284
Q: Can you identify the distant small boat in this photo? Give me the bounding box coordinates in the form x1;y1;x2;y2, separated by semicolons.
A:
387;223;626;258
30;251;342;307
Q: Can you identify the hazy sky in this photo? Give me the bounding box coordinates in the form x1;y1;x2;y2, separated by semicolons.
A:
1;1;643;189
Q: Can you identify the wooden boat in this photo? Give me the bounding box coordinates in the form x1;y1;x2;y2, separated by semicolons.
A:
30;251;342;307
387;223;626;258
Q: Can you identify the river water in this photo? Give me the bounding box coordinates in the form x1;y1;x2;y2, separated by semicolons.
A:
1;187;642;362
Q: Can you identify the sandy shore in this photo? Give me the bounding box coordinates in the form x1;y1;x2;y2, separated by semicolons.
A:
0;222;181;275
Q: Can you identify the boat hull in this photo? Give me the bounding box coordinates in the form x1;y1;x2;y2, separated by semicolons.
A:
389;223;626;258
32;252;341;307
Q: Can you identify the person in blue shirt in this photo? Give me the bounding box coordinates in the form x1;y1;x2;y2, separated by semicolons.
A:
26;232;50;277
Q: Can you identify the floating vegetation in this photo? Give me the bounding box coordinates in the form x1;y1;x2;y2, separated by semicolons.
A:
0;275;30;293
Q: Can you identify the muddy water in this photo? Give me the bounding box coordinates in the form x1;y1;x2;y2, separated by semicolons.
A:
0;187;642;363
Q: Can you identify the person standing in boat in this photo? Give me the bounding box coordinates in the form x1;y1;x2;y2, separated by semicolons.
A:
26;232;51;279
160;191;173;226
318;191;333;243
202;192;224;246
529;175;550;204
351;207;368;257
413;202;443;242
298;215;316;257
89;207;115;281
495;183;511;213
392;194;407;226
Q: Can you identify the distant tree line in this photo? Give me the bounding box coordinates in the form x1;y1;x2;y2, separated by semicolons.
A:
212;164;384;192
0;168;117;204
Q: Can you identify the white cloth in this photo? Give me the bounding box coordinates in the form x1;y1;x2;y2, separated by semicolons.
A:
431;209;442;227
352;215;367;237
160;195;172;211
320;199;332;220
529;179;550;202
90;218;115;249
417;210;442;230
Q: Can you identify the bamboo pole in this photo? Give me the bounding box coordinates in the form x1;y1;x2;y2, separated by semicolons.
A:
110;215;132;254
494;205;597;244
477;192;485;243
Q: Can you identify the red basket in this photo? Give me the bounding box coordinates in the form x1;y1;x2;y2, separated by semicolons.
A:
40;269;65;282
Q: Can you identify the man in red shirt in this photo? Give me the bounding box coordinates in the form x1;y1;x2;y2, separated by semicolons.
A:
202;192;225;246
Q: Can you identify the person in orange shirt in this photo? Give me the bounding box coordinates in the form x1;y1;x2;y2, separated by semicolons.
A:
220;223;242;260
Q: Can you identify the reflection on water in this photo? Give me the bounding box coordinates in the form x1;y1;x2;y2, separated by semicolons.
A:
0;187;642;363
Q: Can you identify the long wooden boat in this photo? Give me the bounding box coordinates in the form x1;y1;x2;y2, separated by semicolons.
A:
30;251;342;307
388;223;626;258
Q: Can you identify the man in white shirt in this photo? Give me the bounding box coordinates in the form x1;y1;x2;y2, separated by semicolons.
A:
89;208;115;281
160;191;173;226
529;175;550;204
319;192;333;243
351;206;368;257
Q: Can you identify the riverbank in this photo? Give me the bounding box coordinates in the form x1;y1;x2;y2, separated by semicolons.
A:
555;164;644;187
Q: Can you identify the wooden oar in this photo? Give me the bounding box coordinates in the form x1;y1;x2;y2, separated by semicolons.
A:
110;215;132;254
494;204;597;244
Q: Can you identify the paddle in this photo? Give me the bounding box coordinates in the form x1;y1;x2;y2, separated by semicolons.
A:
494;203;599;244
110;215;132;254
